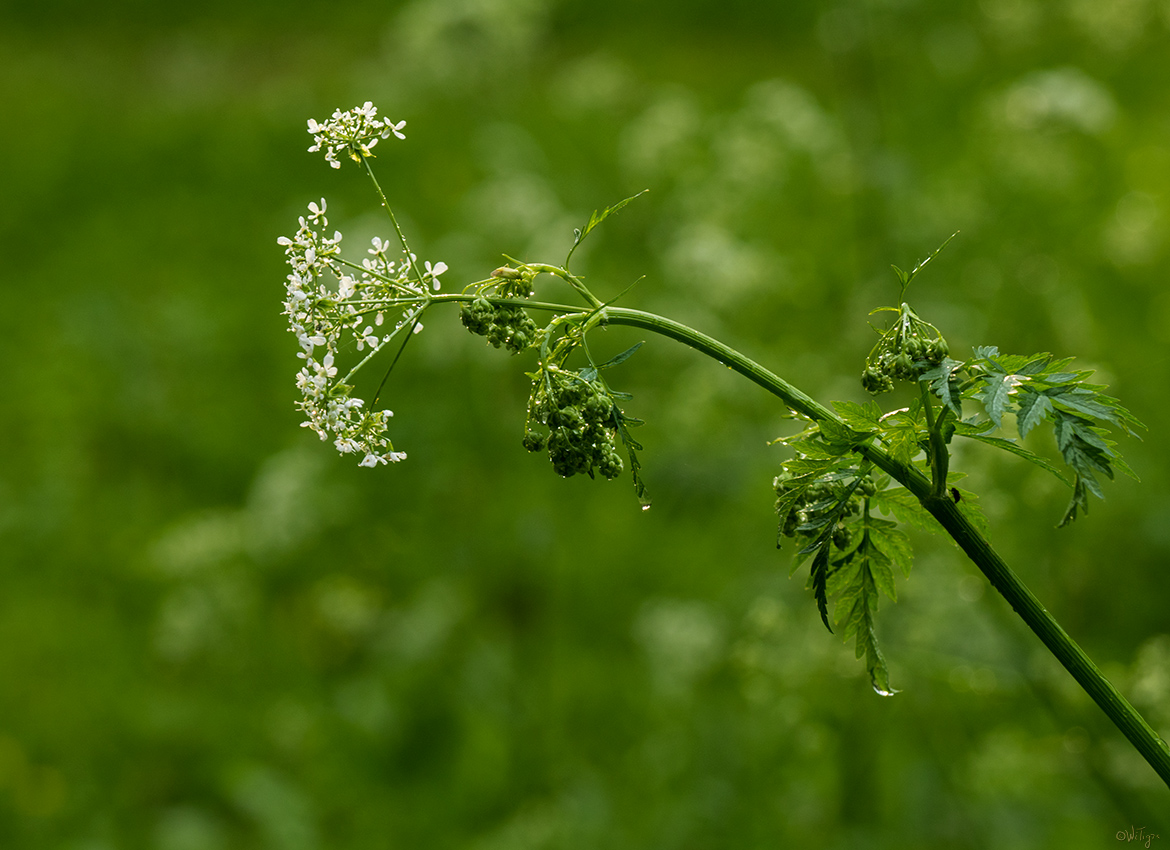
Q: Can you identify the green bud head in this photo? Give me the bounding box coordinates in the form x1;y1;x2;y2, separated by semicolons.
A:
861;367;893;394
584;395;610;421
599;451;624;479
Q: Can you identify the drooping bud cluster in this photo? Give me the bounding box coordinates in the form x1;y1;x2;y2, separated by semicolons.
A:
524;370;624;479
861;304;950;395
774;472;876;549
460;297;539;353
459;264;540;354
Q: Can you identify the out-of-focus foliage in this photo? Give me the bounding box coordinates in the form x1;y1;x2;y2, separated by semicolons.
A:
2;0;1169;845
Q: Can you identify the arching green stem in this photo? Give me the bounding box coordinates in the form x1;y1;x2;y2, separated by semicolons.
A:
597;304;1170;789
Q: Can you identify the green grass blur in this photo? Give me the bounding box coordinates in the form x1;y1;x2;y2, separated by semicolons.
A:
2;0;1169;846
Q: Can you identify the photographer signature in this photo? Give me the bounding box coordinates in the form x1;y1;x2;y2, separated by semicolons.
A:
1118;826;1160;848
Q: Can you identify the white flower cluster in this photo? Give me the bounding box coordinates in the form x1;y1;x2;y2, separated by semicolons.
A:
307;102;407;169
280;199;448;466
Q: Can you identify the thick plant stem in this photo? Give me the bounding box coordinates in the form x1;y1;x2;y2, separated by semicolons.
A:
602;305;1170;789
922;494;1170;787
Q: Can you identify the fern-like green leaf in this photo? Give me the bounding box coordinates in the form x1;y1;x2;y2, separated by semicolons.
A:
1015;390;1053;439
952;424;1072;486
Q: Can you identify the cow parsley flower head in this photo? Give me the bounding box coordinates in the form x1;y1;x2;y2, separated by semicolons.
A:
306;102;406;169
280;196;447;466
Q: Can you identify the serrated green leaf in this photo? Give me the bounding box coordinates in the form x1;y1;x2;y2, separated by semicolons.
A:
810;546;833;632
783;454;852;481
976;373;1021;428
613;405;650;507
1067;417;1112;454
869;550;897;602
953;428;1072;487
1016;354;1054;376
866;639;897;696
837;591;865;641
819;419;870;451
870;487;941;535
796;513;839;533
831;400;883;432
868;523;914;578
1113;453;1140;482
972;345;1000;364
1059;476;1091;528
1046;387;1120;424
596;341;644;370
1015;390;1053;439
884;424;924;466
826;556;861;597
775;488;802;549
979;352;1048;374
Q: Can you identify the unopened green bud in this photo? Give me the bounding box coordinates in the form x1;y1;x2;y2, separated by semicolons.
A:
927;338;949;364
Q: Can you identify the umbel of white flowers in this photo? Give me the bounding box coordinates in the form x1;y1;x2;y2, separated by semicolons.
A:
306;101;407;169
280;104;447;467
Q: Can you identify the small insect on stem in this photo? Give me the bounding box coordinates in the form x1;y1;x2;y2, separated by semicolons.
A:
950;487;961;503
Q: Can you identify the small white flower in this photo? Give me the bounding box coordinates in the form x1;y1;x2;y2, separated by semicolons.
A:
424;260;448;291
356;326;379;351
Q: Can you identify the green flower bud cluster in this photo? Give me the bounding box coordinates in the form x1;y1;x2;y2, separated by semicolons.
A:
460;296;539;354
460;264;542;353
862;319;949;395
774;472;875;548
525;372;624;480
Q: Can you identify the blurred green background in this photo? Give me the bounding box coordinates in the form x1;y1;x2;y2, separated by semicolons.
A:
3;0;1170;846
